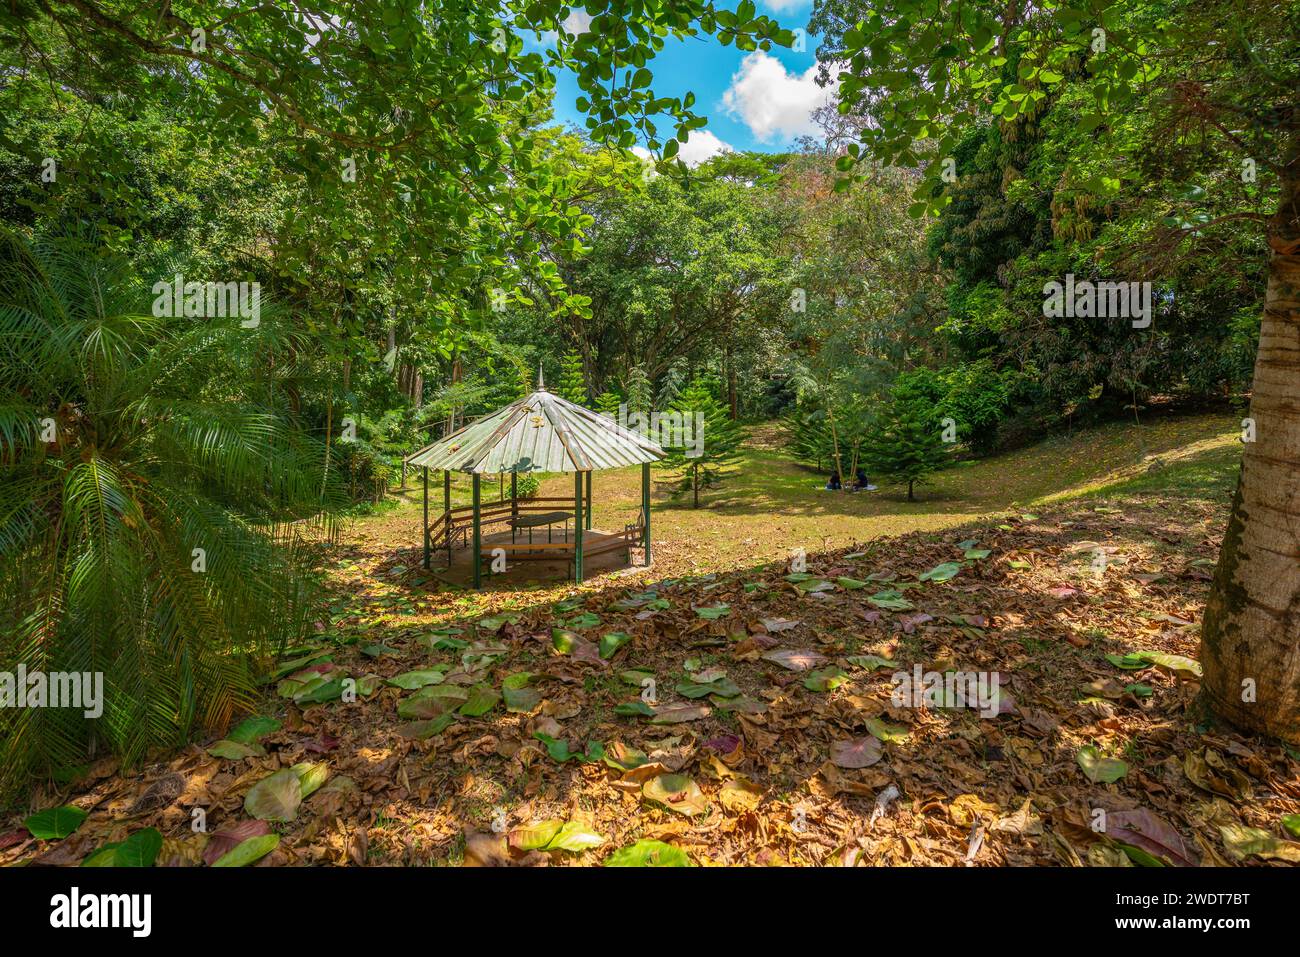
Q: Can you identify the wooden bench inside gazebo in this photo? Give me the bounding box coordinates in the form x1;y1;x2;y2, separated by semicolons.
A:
408;372;665;587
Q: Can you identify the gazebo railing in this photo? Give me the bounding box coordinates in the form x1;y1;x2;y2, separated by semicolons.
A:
426;497;578;555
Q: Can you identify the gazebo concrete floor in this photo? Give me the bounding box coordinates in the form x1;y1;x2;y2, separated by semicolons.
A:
431;527;641;586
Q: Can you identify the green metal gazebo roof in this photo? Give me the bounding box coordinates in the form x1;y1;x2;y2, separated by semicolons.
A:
408;382;665;474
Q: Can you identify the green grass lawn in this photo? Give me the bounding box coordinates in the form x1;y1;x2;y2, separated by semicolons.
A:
373;408;1241;576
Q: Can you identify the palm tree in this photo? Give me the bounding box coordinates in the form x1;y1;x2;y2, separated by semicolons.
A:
0;230;339;800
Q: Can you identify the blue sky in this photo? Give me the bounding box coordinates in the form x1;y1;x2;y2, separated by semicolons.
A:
528;0;831;162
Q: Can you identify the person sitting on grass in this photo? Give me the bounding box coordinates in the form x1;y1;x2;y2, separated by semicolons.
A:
825;471;842;491
851;467;878;492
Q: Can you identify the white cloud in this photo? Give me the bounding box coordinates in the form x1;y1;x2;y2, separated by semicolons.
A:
676;129;735;165
535;10;592;45
721;50;835;143
631;130;734;168
760;0;810;12
562;11;593;34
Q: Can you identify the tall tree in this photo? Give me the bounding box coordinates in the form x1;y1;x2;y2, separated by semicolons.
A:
561;161;785;392
820;0;1300;741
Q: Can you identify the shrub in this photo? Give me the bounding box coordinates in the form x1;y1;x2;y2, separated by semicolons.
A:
0;230;339;800
515;472;541;499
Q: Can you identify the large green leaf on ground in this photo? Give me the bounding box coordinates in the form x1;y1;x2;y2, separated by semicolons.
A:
1136;652;1202;679
459;684;501;716
602;742;650;771
212;834;280;867
920;562;962;582
545;821;606;852
387;669;446;690
508;820;564;851
865;717;910;744
397;685;468;719
503;673;543;713
1077;746;1129;783
229;716;282;744
599;632;633;659
846;655;894;671
866;590;914;611
291;762;329;799
25;806;88;840
694;604;731;619
676;675;741;698
603;839;692;867
398;713;458;739
804;667;847;692
113;827;163;867
615;699;655;717
207;739;265;760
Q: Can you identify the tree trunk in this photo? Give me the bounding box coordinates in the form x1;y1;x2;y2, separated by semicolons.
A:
907;479;915;502
725;346;738;420
826;403;844;486
1199;162;1300;743
445;354;461;438
693;464;700;509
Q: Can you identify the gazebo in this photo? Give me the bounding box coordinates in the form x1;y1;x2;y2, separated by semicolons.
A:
408;374;665;587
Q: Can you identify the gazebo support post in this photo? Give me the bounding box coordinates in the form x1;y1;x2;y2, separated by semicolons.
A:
510;471;518;543
472;473;482;589
422;467;430;569
641;462;651;566
574;470;584;584
585;471;592;529
443;470;451;565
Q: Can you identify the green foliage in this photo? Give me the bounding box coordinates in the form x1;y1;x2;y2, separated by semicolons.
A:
783;398;878;478
515;473;541;499
3;2;794;355
660;380;743;508
0;230;339;801
820;0;1293;213
782;407;835;471
542;161;786;402
937;361;1017;455
625;367;653;418
594;390;623;418
557;352;588;406
656;361;688;410
811;0;1287;440
866;381;951;501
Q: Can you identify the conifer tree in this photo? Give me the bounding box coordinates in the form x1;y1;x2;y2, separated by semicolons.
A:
594;390;622;418
625;366;653;418
661;379;743;508
556;351;587;405
866;385;950;501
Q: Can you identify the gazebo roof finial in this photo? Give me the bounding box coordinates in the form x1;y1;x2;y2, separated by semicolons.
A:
537;363;546;391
